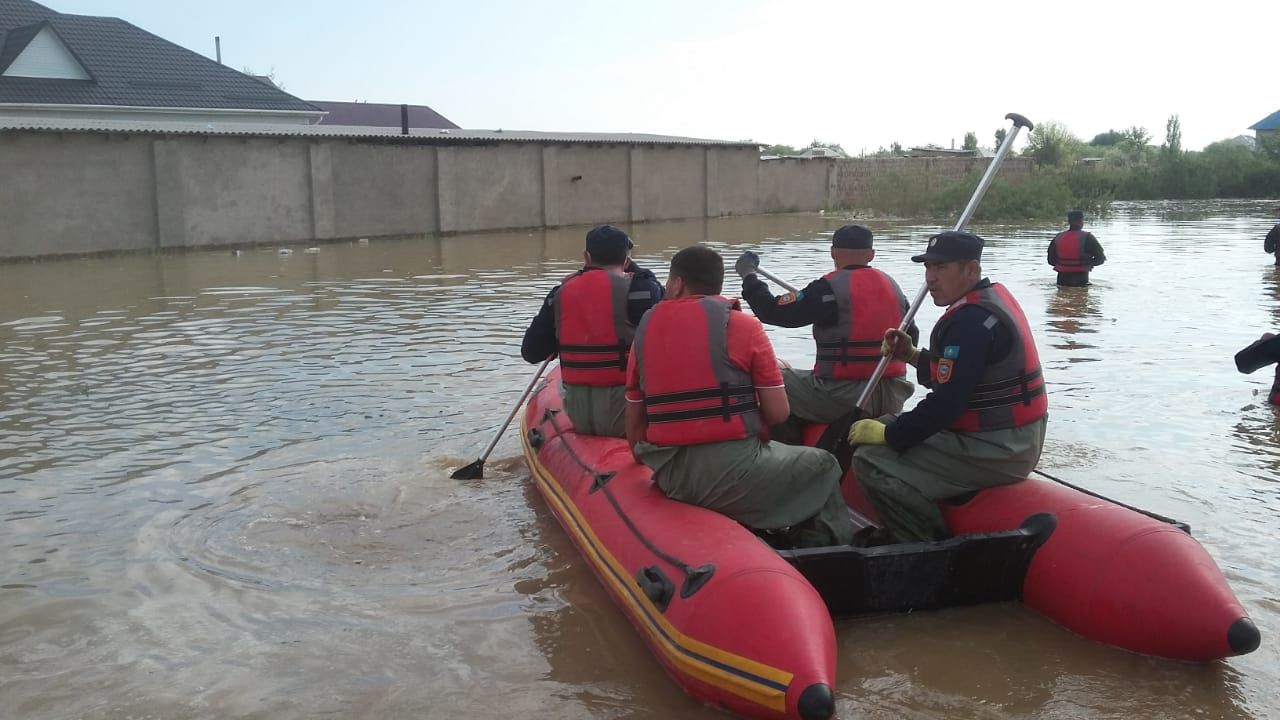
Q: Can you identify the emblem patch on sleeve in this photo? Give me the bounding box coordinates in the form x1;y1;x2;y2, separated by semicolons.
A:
936;358;954;384
942;345;960;359
777;291;802;305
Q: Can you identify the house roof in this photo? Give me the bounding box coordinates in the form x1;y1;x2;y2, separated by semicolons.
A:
0;0;319;113
0;117;758;147
1250;109;1280;131
312;100;459;129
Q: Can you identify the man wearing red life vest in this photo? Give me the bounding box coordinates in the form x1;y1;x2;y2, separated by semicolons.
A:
847;231;1048;543
1047;209;1106;287
625;246;853;547
521;225;663;437
735;224;918;425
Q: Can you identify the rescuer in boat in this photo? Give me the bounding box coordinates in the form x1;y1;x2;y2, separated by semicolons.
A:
625;245;853;547
1263;205;1280;266
521;224;663;437
1047;209;1106;286
733;224;918;424
847;231;1048;543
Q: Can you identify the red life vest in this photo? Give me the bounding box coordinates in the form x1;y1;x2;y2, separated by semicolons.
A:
930;283;1048;432
632;296;763;446
812;267;907;380
1053;230;1089;273
552;267;636;387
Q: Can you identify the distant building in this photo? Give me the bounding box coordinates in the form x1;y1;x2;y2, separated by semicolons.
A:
795;145;846;159
311;101;458;129
0;0;322;125
905;145;981;158
1249;109;1280;145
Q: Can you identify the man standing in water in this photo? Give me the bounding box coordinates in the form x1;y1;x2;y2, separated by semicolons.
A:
626;245;852;547
521;225;663;437
734;224;918;424
1263;206;1280;266
847;231;1048;543
1047;209;1106;286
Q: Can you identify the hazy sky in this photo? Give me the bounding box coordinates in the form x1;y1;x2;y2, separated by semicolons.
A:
45;0;1280;152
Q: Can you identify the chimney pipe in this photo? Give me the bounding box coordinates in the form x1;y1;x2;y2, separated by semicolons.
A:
400;103;409;136
215;36;222;64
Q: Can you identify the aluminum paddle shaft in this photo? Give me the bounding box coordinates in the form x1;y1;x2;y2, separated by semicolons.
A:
853;112;1034;413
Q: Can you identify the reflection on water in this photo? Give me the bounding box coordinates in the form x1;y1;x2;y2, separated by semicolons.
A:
2;200;1279;719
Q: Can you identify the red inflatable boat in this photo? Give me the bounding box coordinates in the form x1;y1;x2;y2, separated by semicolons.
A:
518;368;1259;720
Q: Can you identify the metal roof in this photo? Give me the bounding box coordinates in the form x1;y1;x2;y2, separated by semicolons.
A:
0;117;758;147
1250;109;1280;132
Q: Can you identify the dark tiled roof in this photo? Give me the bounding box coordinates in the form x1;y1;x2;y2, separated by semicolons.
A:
1251;110;1280;132
0;0;319;113
312;100;459;129
0;0;57;27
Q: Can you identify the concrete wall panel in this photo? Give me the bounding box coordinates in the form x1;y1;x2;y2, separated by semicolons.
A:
0;132;156;258
757;158;829;213
329;142;438;237
171;137;312;247
632;147;705;221
441;144;543;233
547;145;630;226
707;147;759;216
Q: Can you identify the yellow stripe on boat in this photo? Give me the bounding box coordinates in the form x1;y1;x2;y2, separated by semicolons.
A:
520;415;792;713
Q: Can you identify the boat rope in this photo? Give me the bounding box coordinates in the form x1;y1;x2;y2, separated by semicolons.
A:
539;408;713;584
1032;468;1190;533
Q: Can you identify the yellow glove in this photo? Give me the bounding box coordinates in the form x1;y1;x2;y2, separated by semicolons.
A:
881;328;919;364
848;419;886;445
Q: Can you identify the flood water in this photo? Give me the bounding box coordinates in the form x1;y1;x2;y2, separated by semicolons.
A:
1;199;1278;719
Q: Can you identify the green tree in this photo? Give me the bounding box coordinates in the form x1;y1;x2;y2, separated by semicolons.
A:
1023;121;1082;168
1162;115;1182;158
994;128;1007;149
891;141;903;155
762;144;798;156
1089;130;1126;147
1121;126;1151;146
962;132;978;151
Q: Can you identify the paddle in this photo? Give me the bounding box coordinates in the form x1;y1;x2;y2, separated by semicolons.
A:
851;113;1033;411
451;357;553;479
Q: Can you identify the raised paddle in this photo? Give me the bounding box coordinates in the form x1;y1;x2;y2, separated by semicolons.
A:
451;357;553;479
851;112;1033;413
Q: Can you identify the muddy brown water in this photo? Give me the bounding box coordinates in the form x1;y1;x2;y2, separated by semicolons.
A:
1;200;1277;719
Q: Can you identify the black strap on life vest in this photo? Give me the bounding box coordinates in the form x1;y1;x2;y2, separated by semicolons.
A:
815;338;881;364
559;343;629;369
644;382;758;423
966;367;1044;410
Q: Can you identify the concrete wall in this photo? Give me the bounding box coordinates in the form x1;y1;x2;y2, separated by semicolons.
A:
0;132;157;256
330;143;437;238
758;158;831;212
0;130;1038;260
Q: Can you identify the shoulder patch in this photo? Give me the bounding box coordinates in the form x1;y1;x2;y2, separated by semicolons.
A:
936;358;954;384
777;291;803;305
942;345;960;359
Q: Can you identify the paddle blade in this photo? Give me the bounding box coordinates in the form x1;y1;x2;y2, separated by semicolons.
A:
450;458;485;480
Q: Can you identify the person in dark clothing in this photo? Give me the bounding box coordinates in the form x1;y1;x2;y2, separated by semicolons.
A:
1234;332;1280;404
733;225;919;424
847;231;1048;543
1263;206;1280;266
1047;209;1106;286
521;224;664;436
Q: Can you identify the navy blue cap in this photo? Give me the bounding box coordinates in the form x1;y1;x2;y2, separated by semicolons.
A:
585;224;633;255
832;224;873;249
911;231;984;263
1066;208;1084;222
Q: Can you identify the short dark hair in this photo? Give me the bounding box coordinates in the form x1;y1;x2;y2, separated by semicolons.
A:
669;245;724;295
